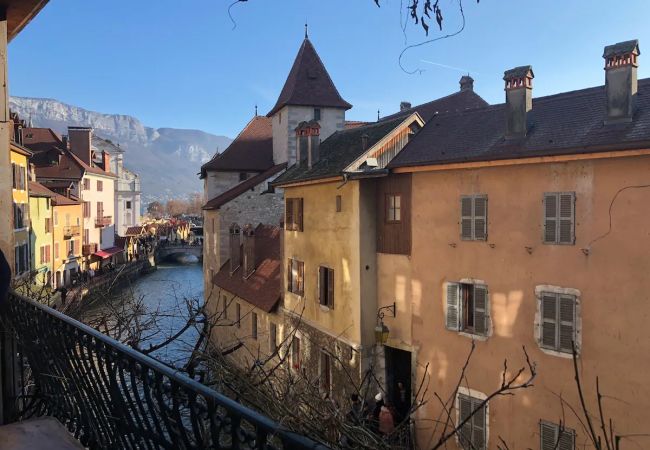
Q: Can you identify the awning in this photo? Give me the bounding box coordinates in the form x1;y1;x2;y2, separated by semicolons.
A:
93;247;124;259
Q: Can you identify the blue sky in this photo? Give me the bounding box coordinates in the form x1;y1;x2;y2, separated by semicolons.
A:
9;0;650;138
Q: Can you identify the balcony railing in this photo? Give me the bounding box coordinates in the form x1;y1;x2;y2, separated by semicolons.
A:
63;225;80;238
1;291;325;449
82;243;98;256
95;216;112;228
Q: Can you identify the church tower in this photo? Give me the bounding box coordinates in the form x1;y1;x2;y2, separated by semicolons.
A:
267;33;351;166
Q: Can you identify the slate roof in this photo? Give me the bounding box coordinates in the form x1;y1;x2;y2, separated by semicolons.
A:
380;89;488;123
200;116;274;177
273;118;403;186
203;163;286;210
212;224;281;313
267;38;351;117
389;78;650;169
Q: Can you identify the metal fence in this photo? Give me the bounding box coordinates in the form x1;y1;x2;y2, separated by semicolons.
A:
0;291;327;449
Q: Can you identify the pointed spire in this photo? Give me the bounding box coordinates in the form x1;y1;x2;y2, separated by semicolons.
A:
305;22;308;39
255;104;258;116
377;109;380;121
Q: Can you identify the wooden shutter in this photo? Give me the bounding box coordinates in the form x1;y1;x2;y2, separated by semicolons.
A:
287;259;293;293
558;193;575;244
543;193;558;243
297;198;304;231
286;198;294;230
318;266;324;304
558;295;575;353
473;285;488;335
460;196;473;240
471;399;486;450
327;268;334;308
40;246;44;264
541;293;558;349
558;428;575;450
473;196;488;241
298;261;304;295
458;394;472;448
446;283;460;331
540;421;557;450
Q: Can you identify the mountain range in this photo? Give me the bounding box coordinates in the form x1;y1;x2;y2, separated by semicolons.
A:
9;96;232;204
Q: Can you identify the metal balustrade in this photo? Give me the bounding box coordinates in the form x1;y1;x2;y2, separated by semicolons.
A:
1;291;326;450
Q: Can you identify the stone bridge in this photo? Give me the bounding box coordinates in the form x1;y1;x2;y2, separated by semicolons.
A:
156;244;203;262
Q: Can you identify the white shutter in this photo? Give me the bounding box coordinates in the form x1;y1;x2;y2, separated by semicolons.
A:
471;399;486;450
558;192;575;244
460;196;473;240
543;193;558;244
446;283;460;331
473;196;488;241
473;285;488;335
541;293;558;349
558;295;576;353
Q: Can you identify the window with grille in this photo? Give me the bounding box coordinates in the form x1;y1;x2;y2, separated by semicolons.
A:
540;421;575;450
540;292;577;354
285;198;304;231
543;192;575;245
287;258;305;295
458;393;487;450
251;312;258;340
318;266;334;308
386;194;401;222
460;195;488;241
446;282;489;336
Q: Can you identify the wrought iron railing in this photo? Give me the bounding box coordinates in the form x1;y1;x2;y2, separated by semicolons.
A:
0;291;327;449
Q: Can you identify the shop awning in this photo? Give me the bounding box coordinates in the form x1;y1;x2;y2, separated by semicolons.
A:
93;247;124;259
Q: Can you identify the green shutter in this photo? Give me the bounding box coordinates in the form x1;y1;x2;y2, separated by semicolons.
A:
541;293;558;349
473;196;488;241
446;283;460;331
473;285;488;335
461;196;473;240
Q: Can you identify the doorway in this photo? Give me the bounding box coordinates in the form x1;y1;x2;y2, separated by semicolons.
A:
384;346;412;422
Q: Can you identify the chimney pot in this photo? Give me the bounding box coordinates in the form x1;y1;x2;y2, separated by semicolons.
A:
459;75;474;91
503;65;534;139
400;101;412;111
603;39;640;124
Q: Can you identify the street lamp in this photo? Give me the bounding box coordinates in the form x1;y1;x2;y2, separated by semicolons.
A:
375;302;396;345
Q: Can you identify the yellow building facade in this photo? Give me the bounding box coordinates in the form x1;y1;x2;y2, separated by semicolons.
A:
11;143;31;278
28;181;54;286
51;196;82;288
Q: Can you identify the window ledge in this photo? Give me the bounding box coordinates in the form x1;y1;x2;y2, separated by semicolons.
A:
458;331;488;342
319;305;331;312
538;346;575;359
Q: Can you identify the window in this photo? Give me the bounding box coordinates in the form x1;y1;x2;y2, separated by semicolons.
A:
236;303;241;328
458;393;487;450
13;203;27;229
126;201;132;209
239;172;248;181
97;180;103;191
320;351;332;392
291;337;301;369
446;282;489;336
285;198;304;231
540;421;575;450
45;218;52;233
460;195;488;241
269;322;278;352
54;211;58;227
386;194;401;222
99;230;103;245
543;192;575;245
67;239;75;256
54;243;59;260
336;195;342;212
97;201;104;218
251;312;258;340
314;108;321;121
12;163;25;190
83;178;90;190
83;229;90;245
540;292;577;354
14;243;29;275
318;266;334;308
287;258;305;295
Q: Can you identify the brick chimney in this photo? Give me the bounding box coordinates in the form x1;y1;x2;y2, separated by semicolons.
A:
459;75;474;91
101;150;111;172
503;66;534;139
400;101;412;111
603;39;640;124
229;223;241;273
295;121;321;169
242;224;255;278
68;127;93;164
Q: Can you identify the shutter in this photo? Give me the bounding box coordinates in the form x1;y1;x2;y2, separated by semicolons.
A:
317;266;323;304
460;196;473;240
458;395;472;449
286;198;294;230
540;422;558;450
446;283;460;331
40;246;44;264
298;261;304;295
473;285;488;335
541;293;558;349
558;193;575;244
288;259;294;293
544;193;558;243
473;196;488;241
297;198;304;231
558;428;575;450
327;268;334;308
471;400;486;450
558;295;576;353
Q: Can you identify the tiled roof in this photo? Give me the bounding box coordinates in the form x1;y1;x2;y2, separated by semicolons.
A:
212;224;281;313
200;116;274;177
114;236;128;249
51;191;80;206
272;118;403;186
28;181;55;198
22;127;64;153
267;38;352;117
389;78;650;169
203;163;287;210
124;226;146;236
380;89;488;123
344;121;370;129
